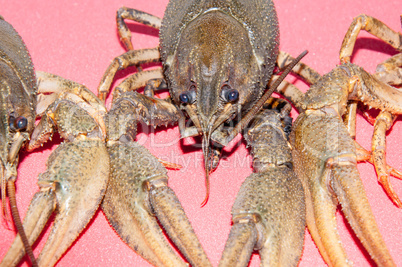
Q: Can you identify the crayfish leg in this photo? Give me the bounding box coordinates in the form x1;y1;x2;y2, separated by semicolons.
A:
340;14;402;64
97;49;161;101
112;68;163;100
277;50;322;84
375;53;402;85
372;111;402;207
116;7;162;50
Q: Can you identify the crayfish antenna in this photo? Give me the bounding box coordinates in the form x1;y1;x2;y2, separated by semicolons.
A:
200;170;210;207
201;133;212;207
7;181;38;267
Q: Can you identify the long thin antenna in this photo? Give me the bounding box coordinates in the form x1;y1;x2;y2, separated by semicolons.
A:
8;181;38;267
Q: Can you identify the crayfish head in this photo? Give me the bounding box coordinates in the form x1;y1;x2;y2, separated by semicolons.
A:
163;9;269;204
168;9;263;126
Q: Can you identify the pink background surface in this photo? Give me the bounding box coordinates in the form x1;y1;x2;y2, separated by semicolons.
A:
1;0;402;266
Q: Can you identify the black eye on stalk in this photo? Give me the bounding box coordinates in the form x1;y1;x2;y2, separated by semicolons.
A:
9;115;28;131
222;84;239;102
179;92;192;103
15;116;28;130
179;83;197;104
226;89;239;102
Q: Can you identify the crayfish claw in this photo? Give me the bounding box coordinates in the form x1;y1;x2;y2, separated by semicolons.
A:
220;107;305;267
292;111;396;267
102;142;211;267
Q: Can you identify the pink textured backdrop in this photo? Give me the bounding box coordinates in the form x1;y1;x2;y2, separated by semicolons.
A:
0;0;401;266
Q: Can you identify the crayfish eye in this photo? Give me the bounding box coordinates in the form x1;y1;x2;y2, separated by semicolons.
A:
15;116;28;130
222;84;239;102
179;83;197;104
179;92;192;103
9;115;28;131
226;90;239;102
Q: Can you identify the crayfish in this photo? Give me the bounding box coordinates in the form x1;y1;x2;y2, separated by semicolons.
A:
276;14;402;266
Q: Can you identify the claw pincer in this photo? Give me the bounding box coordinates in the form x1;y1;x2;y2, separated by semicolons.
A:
274;14;402;266
101;90;211;267
219;100;305;267
1;75;109;267
290;63;397;267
